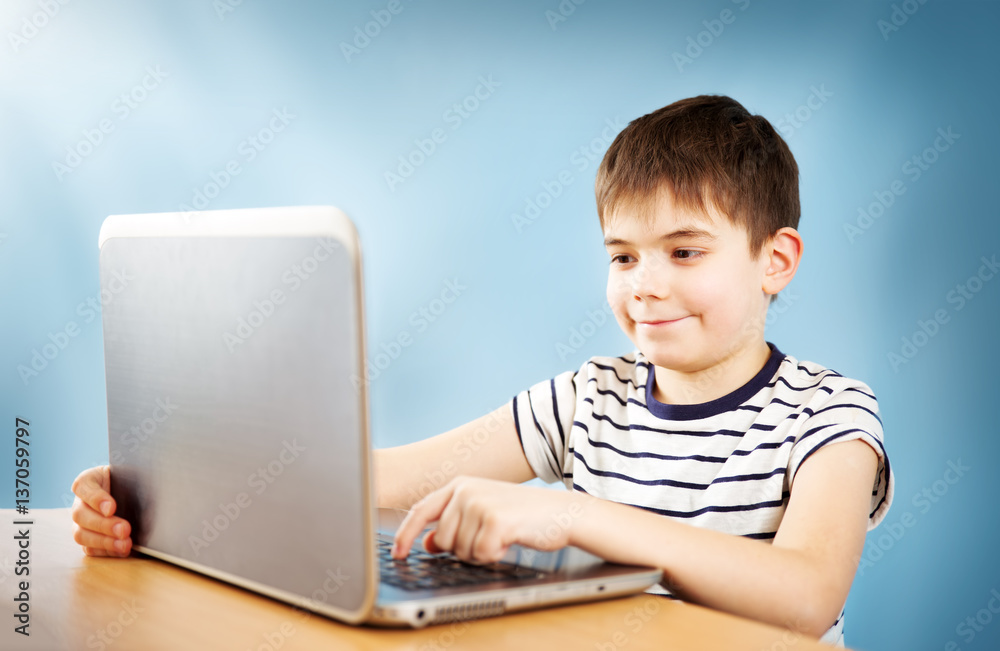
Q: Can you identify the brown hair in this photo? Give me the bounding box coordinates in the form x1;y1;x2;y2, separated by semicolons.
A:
595;95;799;260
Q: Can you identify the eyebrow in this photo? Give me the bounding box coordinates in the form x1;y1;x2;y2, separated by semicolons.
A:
603;227;717;248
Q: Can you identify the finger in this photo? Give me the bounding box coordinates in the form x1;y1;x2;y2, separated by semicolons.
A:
471;520;508;564
422;529;443;554
392;501;441;558
451;506;484;561
73;524;131;557
391;488;453;559
72;466;115;517
72;499;131;540
428;496;464;556
82;544;130;558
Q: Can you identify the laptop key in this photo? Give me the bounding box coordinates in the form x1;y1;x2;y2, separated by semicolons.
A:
377;538;545;591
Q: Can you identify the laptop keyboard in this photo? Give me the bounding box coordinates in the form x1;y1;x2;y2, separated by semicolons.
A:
376;536;543;591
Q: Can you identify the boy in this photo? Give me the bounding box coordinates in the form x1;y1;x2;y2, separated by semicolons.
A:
71;95;892;645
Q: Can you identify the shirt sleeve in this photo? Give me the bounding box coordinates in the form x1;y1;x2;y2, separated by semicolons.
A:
507;367;580;484
787;381;894;530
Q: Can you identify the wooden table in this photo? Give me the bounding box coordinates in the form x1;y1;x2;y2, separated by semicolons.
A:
0;509;840;650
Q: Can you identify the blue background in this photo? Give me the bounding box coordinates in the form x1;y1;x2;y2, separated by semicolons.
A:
1;0;998;648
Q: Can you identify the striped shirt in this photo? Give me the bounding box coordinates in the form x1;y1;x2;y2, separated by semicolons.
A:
508;341;893;646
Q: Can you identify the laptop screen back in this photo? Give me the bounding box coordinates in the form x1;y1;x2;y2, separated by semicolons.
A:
101;209;375;621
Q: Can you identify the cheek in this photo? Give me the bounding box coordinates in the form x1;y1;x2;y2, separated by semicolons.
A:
606;271;624;304
696;265;759;326
679;271;724;309
607;273;632;320
680;267;745;323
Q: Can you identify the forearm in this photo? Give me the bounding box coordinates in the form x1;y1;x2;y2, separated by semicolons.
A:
374;404;535;510
374;446;436;510
372;448;396;509
568;494;845;638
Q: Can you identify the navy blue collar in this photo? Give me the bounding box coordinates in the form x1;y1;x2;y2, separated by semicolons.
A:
644;342;785;421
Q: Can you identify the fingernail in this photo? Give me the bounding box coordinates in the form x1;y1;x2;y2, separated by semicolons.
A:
100;501;113;516
113;523;124;538
114;539;127;553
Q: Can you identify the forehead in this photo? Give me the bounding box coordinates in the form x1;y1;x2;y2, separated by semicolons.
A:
602;189;729;245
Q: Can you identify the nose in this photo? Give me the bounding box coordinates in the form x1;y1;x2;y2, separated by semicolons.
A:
629;257;666;302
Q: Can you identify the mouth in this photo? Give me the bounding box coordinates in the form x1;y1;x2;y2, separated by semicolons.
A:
636;316;689;327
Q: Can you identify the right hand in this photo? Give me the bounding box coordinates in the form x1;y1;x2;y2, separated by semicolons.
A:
71;465;132;557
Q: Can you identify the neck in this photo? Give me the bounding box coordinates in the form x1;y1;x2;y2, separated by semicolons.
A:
652;338;773;406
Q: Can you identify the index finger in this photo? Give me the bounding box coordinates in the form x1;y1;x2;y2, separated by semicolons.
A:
71;466;115;517
390;487;453;559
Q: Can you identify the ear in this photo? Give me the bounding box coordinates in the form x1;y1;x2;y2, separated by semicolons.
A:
761;227;803;295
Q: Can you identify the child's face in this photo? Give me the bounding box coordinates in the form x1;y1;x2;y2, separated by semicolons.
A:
603;189;771;374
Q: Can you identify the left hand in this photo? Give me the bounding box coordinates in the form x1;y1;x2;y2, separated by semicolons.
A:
390;476;588;563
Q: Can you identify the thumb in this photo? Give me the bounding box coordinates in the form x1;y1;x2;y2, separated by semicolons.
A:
98;464;113;492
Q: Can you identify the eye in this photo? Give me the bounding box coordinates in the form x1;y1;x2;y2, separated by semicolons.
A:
673;249;703;260
610;253;634;265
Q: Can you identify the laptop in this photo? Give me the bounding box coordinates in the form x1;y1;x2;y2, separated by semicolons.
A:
98;205;663;627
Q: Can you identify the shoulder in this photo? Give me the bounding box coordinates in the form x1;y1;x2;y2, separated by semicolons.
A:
517;351;646;405
571;350;648;391
769;347;885;467
772;349;880;416
578;350;645;375
776;349;893;526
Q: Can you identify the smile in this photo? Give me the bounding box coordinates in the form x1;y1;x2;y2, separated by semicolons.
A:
637;316;688;328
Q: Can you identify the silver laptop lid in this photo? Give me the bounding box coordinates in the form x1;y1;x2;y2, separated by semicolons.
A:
99;206;377;623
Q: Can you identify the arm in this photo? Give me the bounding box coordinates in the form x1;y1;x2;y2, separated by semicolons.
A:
393;438;878;639
69;403;533;554
569;438;877;637
374;403;535;510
